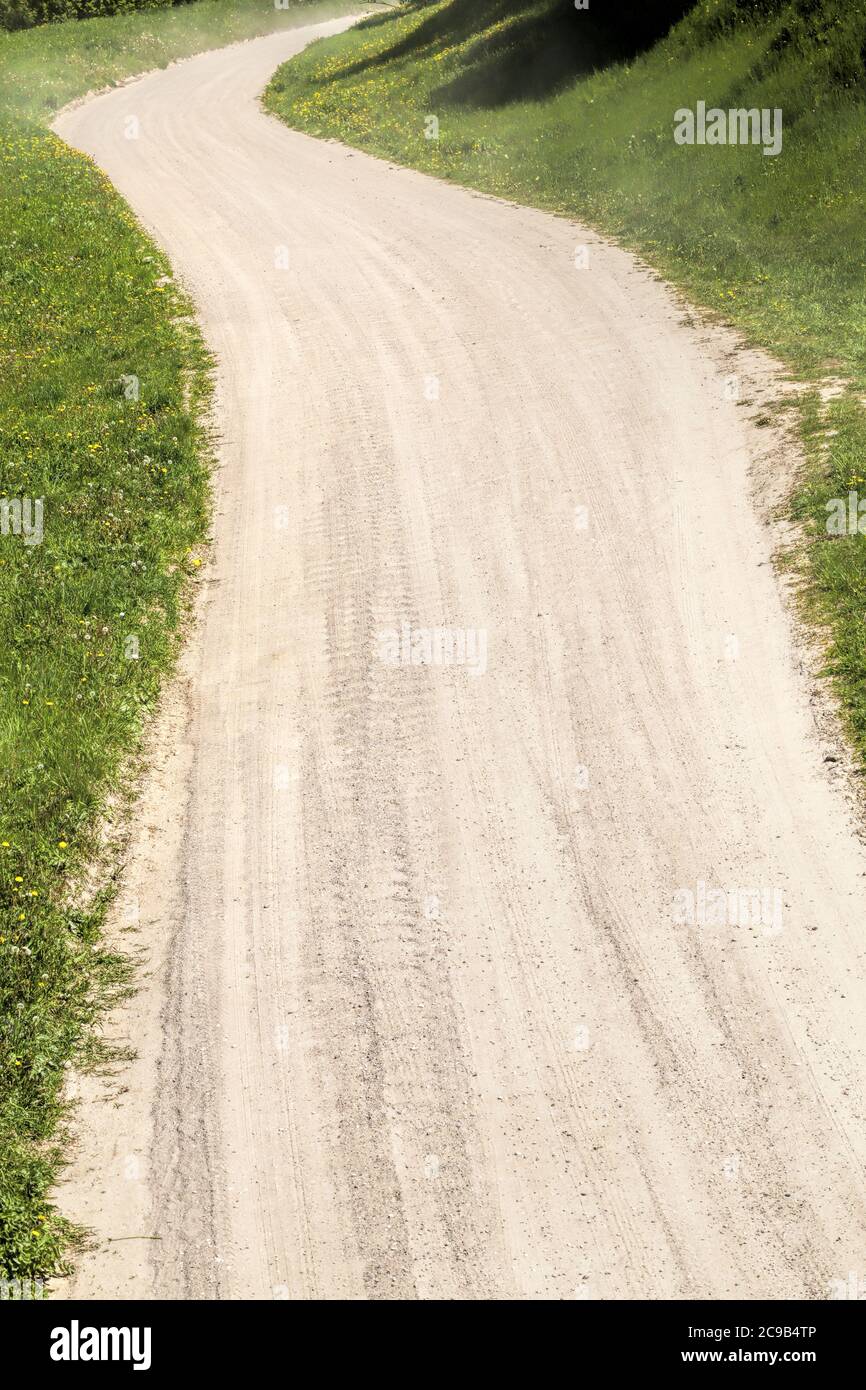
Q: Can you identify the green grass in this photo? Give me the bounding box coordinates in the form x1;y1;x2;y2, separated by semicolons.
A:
0;2;195;39
0;0;367;1284
0;0;365;121
265;0;866;743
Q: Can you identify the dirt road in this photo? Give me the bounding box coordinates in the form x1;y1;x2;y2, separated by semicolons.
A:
54;21;866;1300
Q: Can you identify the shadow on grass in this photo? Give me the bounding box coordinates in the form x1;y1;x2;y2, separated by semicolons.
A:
349;0;697;105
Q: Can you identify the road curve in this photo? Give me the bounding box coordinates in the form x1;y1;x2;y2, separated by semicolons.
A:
54;21;866;1300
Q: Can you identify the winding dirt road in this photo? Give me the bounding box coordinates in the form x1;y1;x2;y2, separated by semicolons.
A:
54;20;866;1300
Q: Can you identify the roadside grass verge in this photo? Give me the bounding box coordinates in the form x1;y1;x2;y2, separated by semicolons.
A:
0;0;367;1284
264;0;866;753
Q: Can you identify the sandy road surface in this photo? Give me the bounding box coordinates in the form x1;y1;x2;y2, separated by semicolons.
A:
54;21;866;1300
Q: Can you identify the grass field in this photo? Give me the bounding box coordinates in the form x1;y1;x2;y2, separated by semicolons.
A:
0;0;365;1285
265;0;866;749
